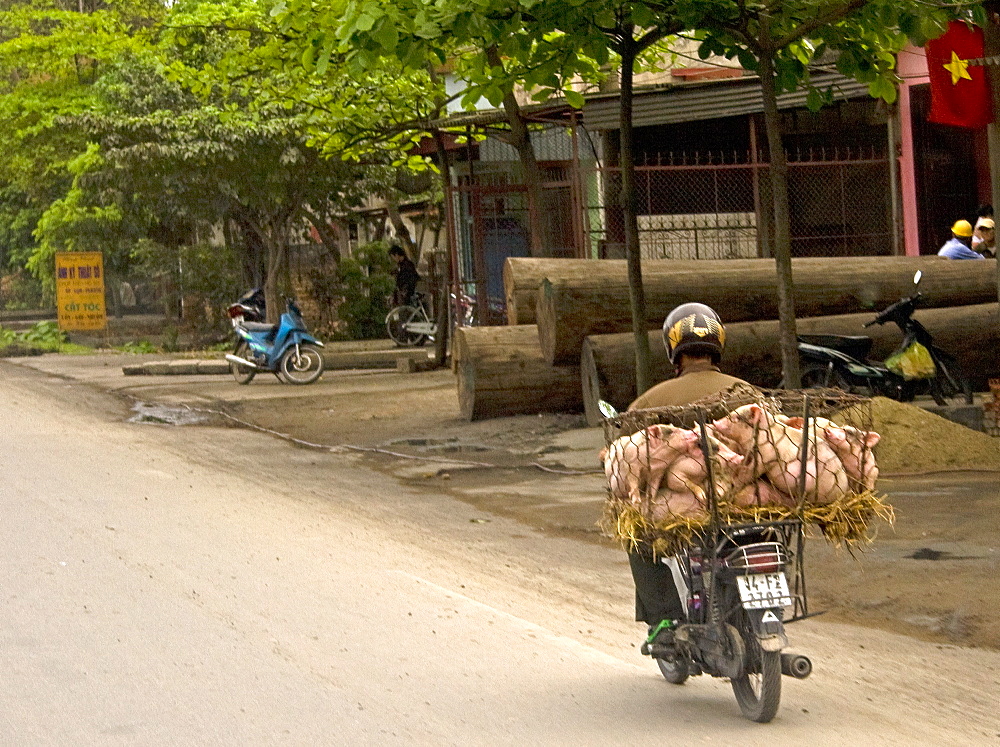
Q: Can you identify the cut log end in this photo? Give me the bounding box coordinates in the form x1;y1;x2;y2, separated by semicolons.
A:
454;323;583;420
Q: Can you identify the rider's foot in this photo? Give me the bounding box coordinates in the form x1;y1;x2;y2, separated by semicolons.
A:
641;619;678;657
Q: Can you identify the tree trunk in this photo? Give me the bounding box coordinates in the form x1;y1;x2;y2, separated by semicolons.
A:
617;33;653;395
386;198;418;262
533;256;998;365
432;127;461;368
302;207;343;265
580;303;1000;425
263;239;285;324
240;215;288;324
454;325;581;420
108;275;122;319
486;46;547;257
232;211;266;290
758;42;801;388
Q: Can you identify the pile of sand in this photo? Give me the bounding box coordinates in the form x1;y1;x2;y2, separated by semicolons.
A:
868;397;1000;474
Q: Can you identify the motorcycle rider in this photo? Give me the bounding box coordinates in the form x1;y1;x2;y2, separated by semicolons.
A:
389;244;421;306
626;303;754;656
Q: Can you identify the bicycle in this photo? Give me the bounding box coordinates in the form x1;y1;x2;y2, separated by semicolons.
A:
385;291;475;347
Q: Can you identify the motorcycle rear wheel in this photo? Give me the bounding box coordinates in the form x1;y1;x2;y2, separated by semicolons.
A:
730;610;782;723
930;353;974;406
800;363;871;396
229;341;256;385
279;344;324;385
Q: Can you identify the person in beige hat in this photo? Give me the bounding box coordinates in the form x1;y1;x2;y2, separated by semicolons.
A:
972;217;995;257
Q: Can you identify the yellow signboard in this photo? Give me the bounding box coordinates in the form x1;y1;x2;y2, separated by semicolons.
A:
55;252;107;331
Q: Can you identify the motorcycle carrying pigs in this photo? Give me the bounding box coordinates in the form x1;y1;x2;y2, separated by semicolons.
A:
599;384;892;723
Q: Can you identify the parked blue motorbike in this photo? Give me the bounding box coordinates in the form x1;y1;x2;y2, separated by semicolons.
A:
225;296;325;385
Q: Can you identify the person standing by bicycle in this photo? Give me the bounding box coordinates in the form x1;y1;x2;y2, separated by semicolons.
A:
389;244;421;306
626;303;755;658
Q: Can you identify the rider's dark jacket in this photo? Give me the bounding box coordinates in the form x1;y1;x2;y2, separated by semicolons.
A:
393;257;420;303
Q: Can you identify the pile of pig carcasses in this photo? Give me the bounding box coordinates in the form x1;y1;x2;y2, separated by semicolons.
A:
452;256;1000;422
598;385;890;555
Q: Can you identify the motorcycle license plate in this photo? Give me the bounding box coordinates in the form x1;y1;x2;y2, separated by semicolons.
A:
737;573;792;609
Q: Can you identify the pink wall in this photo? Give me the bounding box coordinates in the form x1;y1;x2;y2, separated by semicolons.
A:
897;46;930;256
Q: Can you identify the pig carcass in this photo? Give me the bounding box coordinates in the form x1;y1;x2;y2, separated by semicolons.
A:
602;424;684;504
781;415;881;492
711;404;849;504
603;425;745;520
647;429;746;520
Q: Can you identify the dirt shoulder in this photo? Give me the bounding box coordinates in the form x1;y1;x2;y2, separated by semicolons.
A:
10;351;1000;650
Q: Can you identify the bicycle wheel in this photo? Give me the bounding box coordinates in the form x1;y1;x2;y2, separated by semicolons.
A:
930;352;974;406
386;306;427;347
730;609;782;723
229;340;256;385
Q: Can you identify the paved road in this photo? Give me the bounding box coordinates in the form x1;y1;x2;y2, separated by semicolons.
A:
2;361;999;744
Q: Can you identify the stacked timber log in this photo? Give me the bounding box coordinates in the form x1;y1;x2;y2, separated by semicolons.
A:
455;255;998;422
503;258;577;325
531;256;999;365
453;324;581;421
580;303;1000;426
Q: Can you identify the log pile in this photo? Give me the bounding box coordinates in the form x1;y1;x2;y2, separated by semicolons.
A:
531;256;999;365
580;303;1000;425
455;255;999;422
503;258;576;325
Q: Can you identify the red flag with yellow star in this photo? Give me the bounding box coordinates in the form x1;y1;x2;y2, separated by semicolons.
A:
926;21;993;129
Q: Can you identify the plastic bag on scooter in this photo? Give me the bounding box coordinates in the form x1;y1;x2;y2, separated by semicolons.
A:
884;341;936;380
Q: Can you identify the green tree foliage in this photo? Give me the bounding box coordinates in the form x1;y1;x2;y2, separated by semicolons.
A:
0;0;162;301
1;0;435;328
333;240;395;339
309;0;981;386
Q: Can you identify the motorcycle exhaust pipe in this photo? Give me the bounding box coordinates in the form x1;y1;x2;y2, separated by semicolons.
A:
225;354;258;370
781;653;812;679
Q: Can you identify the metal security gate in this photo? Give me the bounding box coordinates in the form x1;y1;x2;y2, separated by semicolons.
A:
581;147;892;260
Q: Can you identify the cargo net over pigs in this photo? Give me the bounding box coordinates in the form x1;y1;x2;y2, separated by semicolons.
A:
599;383;894;557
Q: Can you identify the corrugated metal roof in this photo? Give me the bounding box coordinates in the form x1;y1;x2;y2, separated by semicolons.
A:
581;71;873;130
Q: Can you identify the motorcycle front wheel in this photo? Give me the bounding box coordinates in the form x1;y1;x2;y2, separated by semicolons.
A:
229;340;256;385
730;609;782;723
386;306;428;347
279;344;324;385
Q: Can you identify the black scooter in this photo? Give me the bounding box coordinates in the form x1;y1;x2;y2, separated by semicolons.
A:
230;288;266;323
797;271;973;406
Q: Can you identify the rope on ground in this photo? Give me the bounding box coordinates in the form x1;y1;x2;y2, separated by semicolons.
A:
164;401;603;476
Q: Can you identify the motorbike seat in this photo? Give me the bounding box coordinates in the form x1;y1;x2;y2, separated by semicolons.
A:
244;321;276;333
797;334;872;361
243;321;278;343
